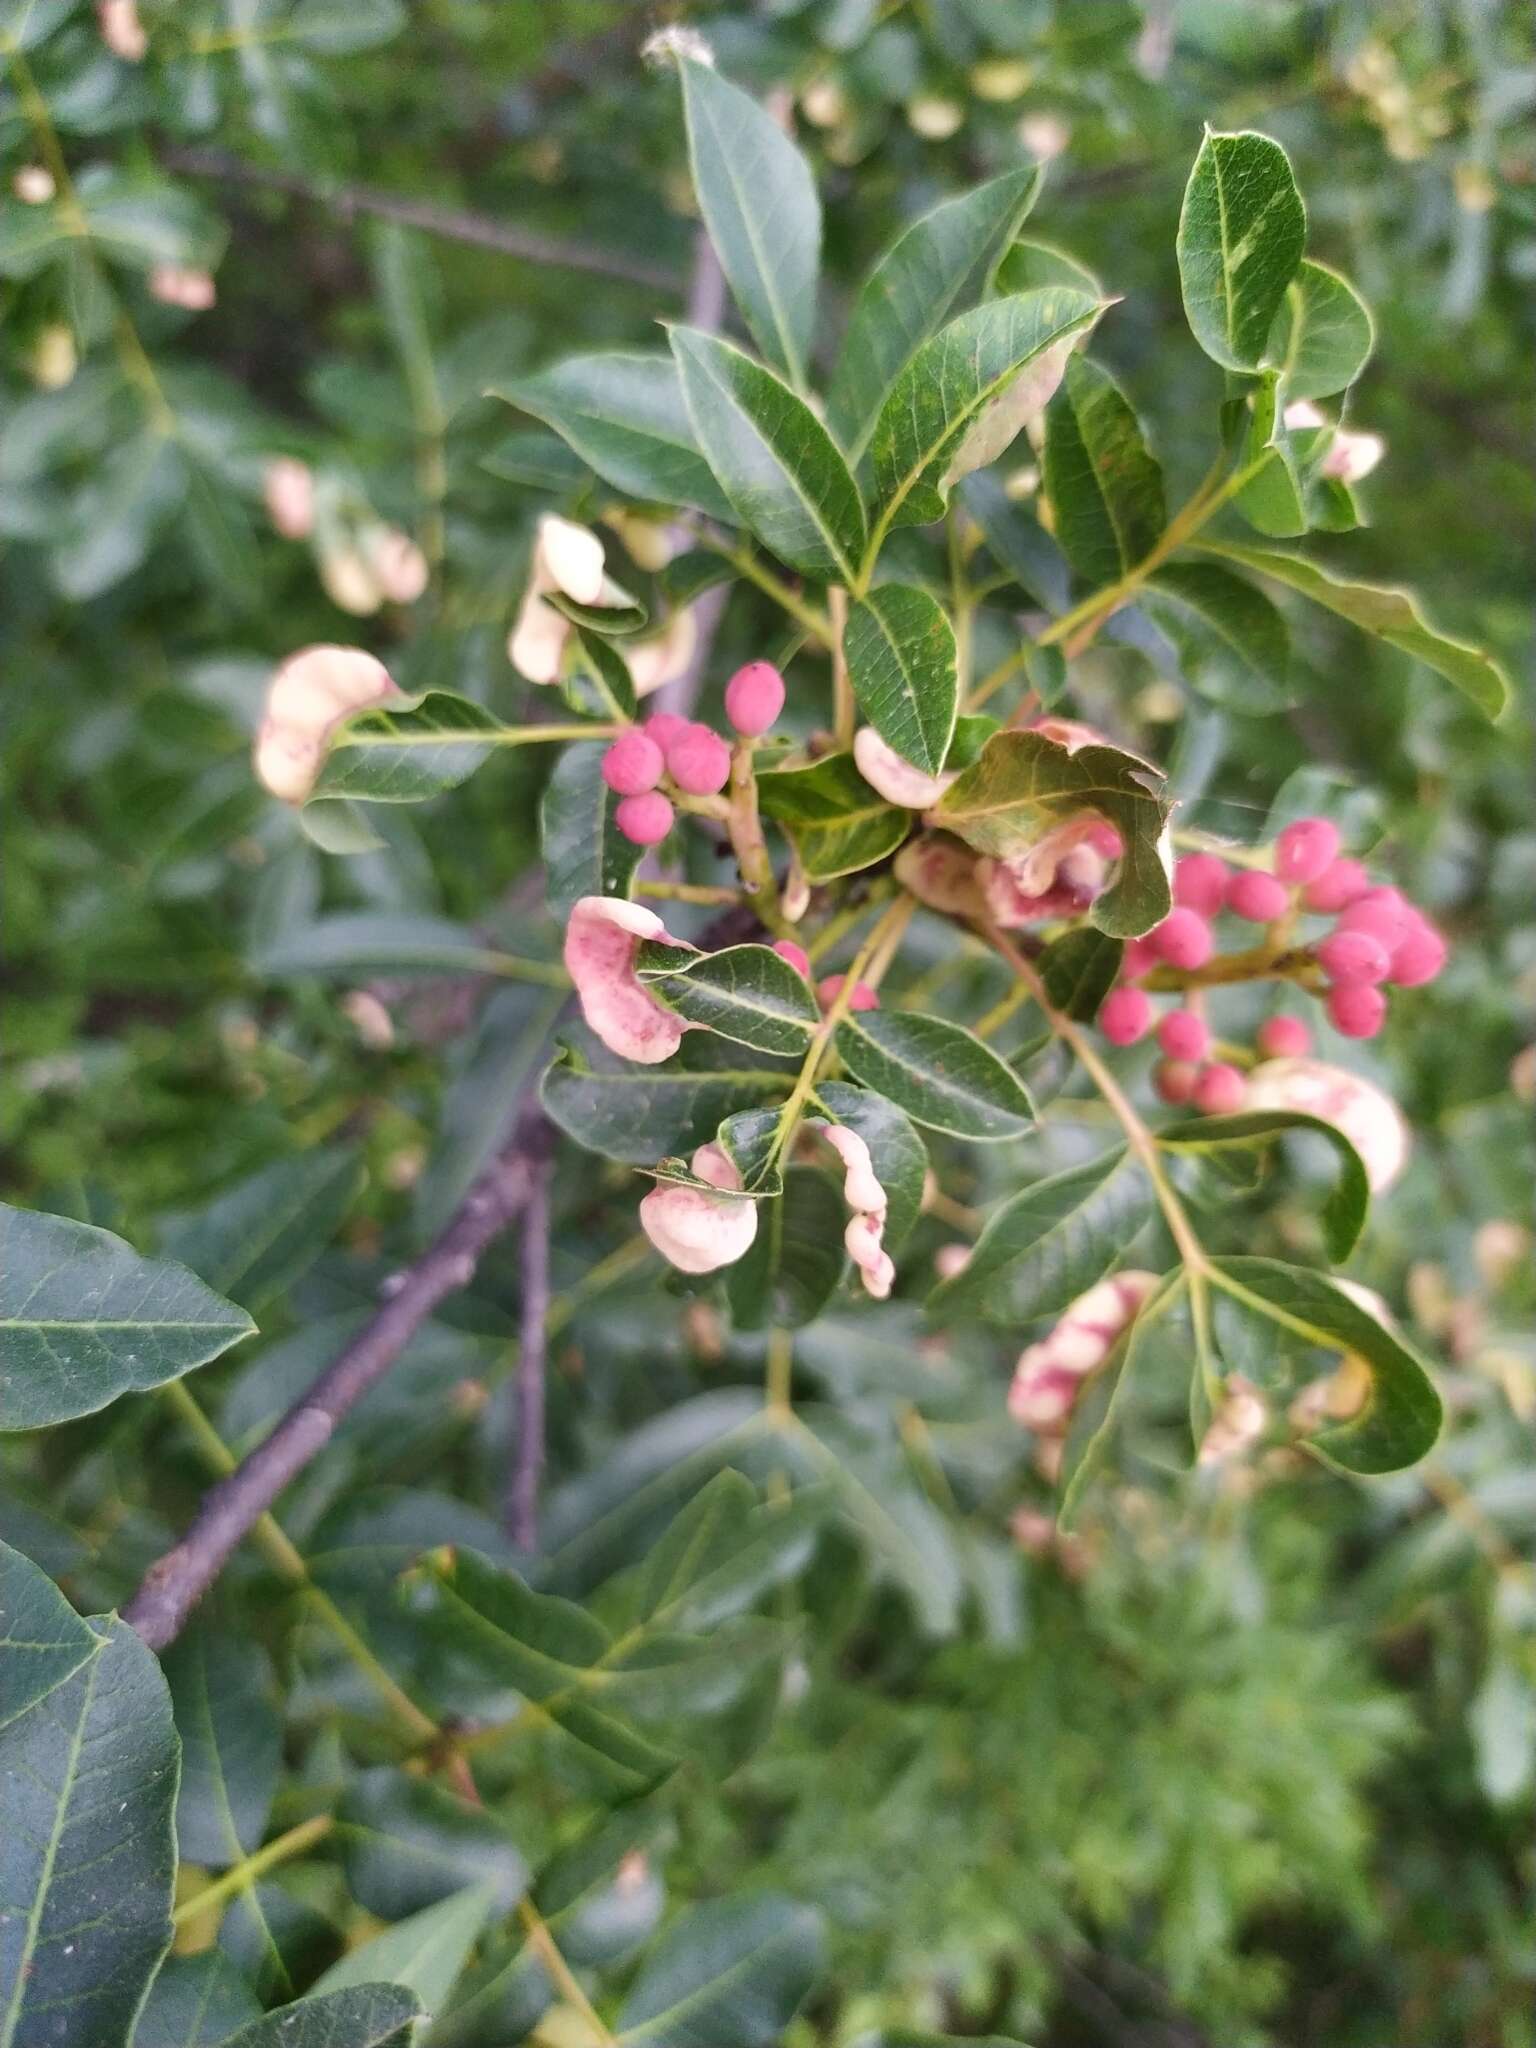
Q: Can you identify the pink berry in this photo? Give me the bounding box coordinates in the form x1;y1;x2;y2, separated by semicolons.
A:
1173;852;1229;918
600;728;664;797
1150;909;1214;970
1326;983;1387;1039
613;790;674;846
817;973;878;1012
1339;887;1414;949
1100;986;1153;1046
724;660;785;737
664;721;731;796
1388;916;1447;988
1157;1009;1211;1062
1302;857;1371;914
772;938;811;978
1225;869;1291;923
643;710;691;748
1256;1014;1311;1058
1154;1059;1200;1105
1316;928;1391;986
1194;1062;1246;1115
1274;817;1341;886
1120;937;1156;983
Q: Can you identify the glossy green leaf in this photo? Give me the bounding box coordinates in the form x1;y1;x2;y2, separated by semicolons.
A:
541;585;648;639
1209;1259;1442;1472
540;738;643;918
637;942;820;1056
994;236;1103;297
844;584;958;775
566;627;638;723
833;1010;1035;1140
310;1886;494;2014
1042;354;1165;587
1142;560;1291;712
933;728;1173;936
0;1536;96;1731
670;328;866;581
958;470;1072;615
1036;927;1123;1022
1177;128;1306;370
254;913;558;983
541;1036;788;1166
927;1149;1152;1323
494;353;735;519
159;1150;362;1313
829;165;1043;455
1159;1110;1368;1262
868;288;1101;533
678;57;820;386
0;1592;178;2048
634;1471;828;1633
1194;539;1509;718
340;1772;528;1921
0;1203;255;1432
164;1632;280;1869
813;1080;928;1252
133;1951;262;2048
1058;1272;1187;1525
1265;258;1375;400
757;751;910;882
219;1987;421;2048
1228;370;1308;540
311;691;509;808
726;1168;849;1332
615;1893;823;2046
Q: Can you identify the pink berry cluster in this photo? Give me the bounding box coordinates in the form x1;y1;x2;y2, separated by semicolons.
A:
1098;817;1447;1108
771;939;879;1013
601;661;786;847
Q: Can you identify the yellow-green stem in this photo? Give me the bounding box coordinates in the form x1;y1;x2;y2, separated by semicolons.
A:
173;1815;335;1926
828;586;854;747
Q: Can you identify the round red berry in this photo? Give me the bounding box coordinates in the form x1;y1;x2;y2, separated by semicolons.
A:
600;728;664;797
1100;986;1153;1046
1326;983;1387;1039
613;790;674;846
1388;916;1448;988
1274;817;1341;885
642;710;691;749
1316;928;1391;986
772;938;811;978
1225;869;1291;923
1194;1062;1246;1115
1302;858;1371;914
1173;852;1229;918
1157;1008;1211;1062
665;721;731;796
1256;1014;1311;1058
817;972;878;1012
1154;1059;1200;1105
1339;887;1414;948
1150;909;1214;970
724;660;786;737
1119;937;1156;983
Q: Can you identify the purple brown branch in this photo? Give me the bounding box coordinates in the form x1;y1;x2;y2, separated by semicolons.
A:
124;1112;548;1652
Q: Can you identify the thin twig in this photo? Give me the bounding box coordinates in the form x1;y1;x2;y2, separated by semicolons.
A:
507;1140;554;1548
124;1111;548;1651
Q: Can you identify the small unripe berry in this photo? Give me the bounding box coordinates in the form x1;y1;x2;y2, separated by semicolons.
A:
1316;928;1391;986
724;660;785;737
1173;852;1229;918
1302;857;1371;914
600;729;665;797
1100;986;1153;1045
1274;817;1341;885
817;973;879;1012
1326;983;1387;1039
1256;1013;1311;1058
1340;887;1414;949
1388;916;1448;988
1225;869;1291;923
613;790;675;846
1154;1059;1200;1105
772;938;811;978
1194;1062;1246;1115
664;721;731;795
1157;1009;1211;1062
1150;908;1214;970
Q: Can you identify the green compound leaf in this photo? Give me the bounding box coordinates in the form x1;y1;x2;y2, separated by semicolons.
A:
726;1166;849;1332
615;1893;823;2047
834;1010;1035;1140
829;164;1043;457
159;1148;363;1313
844;584;959;776
217;1988;422;2048
1177;127;1306;371
1058;1271;1186;1526
1042;354;1166;588
1208;1258;1442;1473
311;690;509;806
1036;927;1124;1022
133;1952;262;2048
678;56;821;387
933;728;1173;937
493;351;735;520
867;288;1103;534
1159;1109;1369;1262
0;1202;255;1432
1142;559;1292;713
0;1535;96;1732
163;1630;281;1869
670;327;866;582
757;750;911;882
1265;257;1375;400
1192;539;1511;719
541;1036;791;1166
539;738;643;918
637;941;821;1056
926;1148;1153;1325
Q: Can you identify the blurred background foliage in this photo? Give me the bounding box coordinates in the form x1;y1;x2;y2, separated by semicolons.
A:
2;2;1533;2044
